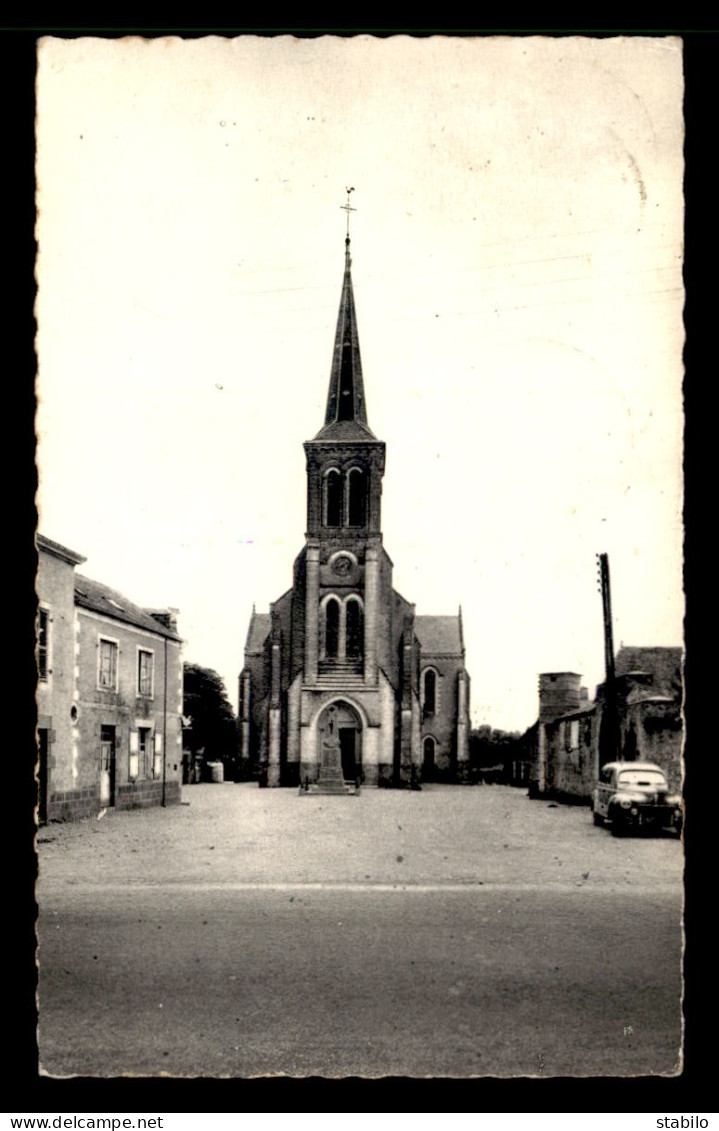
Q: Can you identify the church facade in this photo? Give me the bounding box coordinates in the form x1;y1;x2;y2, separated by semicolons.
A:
239;236;470;788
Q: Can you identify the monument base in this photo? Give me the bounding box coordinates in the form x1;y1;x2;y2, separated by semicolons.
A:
299;779;360;796
299;727;361;795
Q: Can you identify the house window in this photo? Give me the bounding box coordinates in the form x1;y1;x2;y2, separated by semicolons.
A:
138;727;153;779
37;607;49;681
98;638;118;690
138;649;154;697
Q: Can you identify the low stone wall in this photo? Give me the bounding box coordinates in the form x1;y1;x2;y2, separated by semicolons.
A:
47;787;99;822
46;781;181;821
116;780;181;810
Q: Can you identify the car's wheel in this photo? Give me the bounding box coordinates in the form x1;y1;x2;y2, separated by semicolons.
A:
609;807;626;837
592;811;604;827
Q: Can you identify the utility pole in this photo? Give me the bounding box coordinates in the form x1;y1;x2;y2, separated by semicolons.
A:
597;552;620;765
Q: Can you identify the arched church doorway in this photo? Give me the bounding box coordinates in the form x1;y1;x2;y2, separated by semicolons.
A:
318;700;363;783
423;735;436;780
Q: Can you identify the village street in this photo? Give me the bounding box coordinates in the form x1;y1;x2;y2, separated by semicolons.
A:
37;783;684;1079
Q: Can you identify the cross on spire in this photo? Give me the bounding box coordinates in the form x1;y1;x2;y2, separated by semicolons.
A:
340;186;356;240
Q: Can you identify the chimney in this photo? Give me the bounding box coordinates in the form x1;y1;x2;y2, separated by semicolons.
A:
146;608;179;634
538;672;583;722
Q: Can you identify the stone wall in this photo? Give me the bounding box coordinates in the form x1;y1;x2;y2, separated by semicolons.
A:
117;779;181;810
47;786;99;822
46;780;181;821
544;710;597;802
622;700;683;793
37;548;80;800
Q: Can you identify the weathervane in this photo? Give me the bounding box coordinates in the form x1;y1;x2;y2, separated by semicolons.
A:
341;186;356;240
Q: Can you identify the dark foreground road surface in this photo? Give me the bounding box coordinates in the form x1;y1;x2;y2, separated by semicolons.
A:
37;784;683;1078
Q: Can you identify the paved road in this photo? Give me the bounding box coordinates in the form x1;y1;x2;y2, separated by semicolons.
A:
37;784;683;1078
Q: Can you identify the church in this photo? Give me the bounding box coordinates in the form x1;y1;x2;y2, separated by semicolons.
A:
239;231;471;788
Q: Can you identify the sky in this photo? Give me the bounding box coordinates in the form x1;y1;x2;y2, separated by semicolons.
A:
35;35;685;733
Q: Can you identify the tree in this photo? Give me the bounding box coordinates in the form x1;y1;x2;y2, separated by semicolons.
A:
468;726;522;782
183;663;238;778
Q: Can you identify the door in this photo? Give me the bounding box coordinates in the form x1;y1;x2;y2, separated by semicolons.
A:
100;725;116;806
339;727;356;781
317;701;362;782
423;736;436;781
37;728;49;824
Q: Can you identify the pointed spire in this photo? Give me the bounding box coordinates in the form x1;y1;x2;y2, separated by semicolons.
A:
321;232;371;430
312;194;378;441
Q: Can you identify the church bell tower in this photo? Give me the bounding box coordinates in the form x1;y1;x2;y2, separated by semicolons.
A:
302;233;386;690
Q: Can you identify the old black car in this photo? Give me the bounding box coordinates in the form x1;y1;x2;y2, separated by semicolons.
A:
591;761;682;837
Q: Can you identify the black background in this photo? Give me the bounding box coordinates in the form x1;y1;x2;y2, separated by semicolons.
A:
7;25;713;1112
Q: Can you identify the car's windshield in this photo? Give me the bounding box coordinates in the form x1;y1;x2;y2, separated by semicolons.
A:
618;769;667;787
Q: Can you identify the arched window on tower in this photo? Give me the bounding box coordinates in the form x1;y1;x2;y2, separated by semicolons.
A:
346;597;364;659
347;467;367;527
325;469;342;527
422;669;437;718
324;598;340;659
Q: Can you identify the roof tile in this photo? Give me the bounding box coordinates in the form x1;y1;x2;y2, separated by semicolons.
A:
74;574;180;639
415;615;463;655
